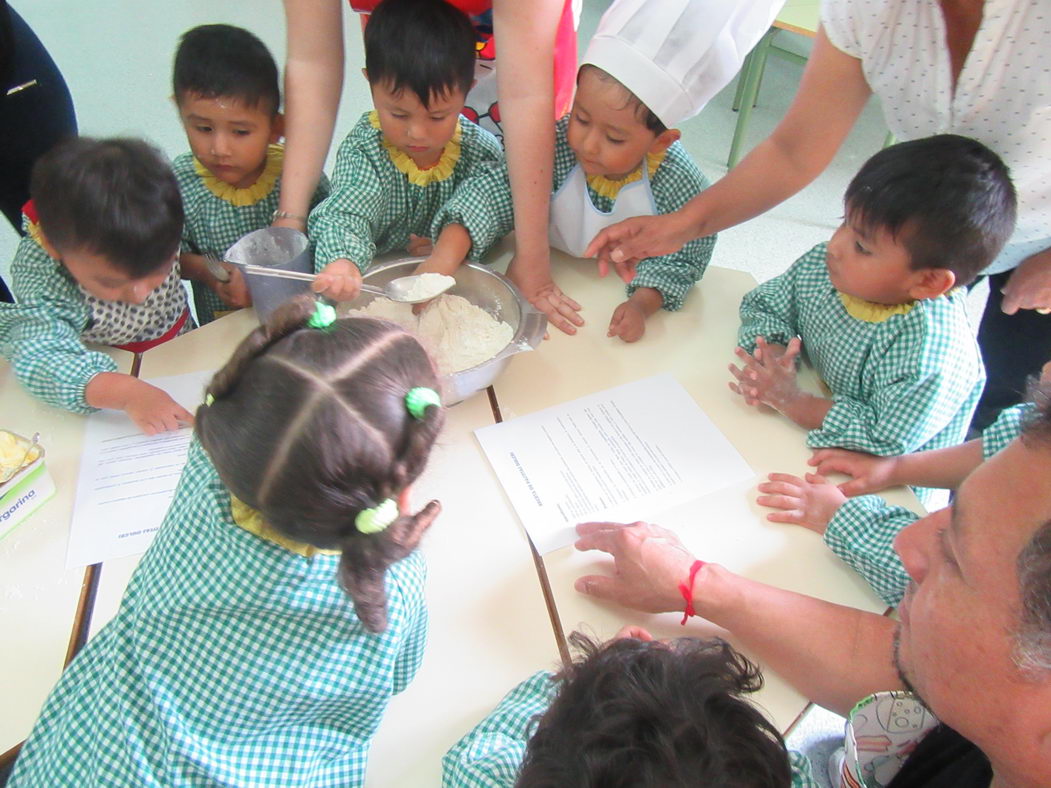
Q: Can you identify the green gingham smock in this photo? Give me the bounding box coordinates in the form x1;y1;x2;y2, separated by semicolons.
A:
824;403;1029;606
0;216;190;414
739;242;984;462
309;111;510;272
174;144;331;324
441;670;819;787
10;440;427;787
550;116;715;310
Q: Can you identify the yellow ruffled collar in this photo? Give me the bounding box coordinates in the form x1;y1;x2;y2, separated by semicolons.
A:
586;149;666;200
230;494;339;558
369;111;461;187
838;292;916;323
25;216;44;248
194;144;283;207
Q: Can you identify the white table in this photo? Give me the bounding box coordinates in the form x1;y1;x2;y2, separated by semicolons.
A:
490;251;918;731
0;348;134;757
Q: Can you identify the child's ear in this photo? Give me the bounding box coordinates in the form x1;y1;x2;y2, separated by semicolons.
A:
908;267;956;300
270;112;285;143
649;128;681;156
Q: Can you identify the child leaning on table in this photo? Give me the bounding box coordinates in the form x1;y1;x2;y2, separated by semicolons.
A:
756;374;1051;606
730;134;1016;502
171;23;330;324
0;137;194;433
309;0;509;302
442;629;819;787
9;296;446;787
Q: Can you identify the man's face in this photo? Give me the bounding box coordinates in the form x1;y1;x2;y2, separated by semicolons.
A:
893;438;1051;775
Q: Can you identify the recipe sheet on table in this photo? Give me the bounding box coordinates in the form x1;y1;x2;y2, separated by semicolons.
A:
475;374;755;554
65;370;214;568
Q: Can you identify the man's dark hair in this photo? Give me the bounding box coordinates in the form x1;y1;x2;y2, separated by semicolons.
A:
31;137;183;278
173;24;280;115
844;134;1016;287
364;0;476;107
516;634;792;787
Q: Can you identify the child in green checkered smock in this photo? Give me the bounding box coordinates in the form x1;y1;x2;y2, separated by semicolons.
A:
732;136;1017;500
441;632;818;787
9;297;447;787
309;0;510;304
172;25;331;324
0;138;194;433
759;393;1041;606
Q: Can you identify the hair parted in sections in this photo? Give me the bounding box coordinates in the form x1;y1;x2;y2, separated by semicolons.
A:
1016;380;1051;673
516;634;792;787
173;24;281;115
195;295;445;633
31;137;184;277
844;133;1016;287
364;0;476;107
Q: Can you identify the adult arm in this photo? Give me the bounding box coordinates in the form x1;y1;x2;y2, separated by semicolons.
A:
278;0;345;231
574;521;902;716
494;0;584;334
1001;246;1051;314
586;29;873;275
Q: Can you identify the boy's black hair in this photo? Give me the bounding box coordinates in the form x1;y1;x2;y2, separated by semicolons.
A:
516;634;792;787
31;137;183;278
173;24;280;115
364;0;475;107
845;134;1016;287
578;64;668;135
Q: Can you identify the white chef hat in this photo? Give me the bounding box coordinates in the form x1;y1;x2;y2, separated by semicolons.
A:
582;0;783;128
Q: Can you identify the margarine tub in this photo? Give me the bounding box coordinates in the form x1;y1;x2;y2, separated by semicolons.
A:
0;430;55;541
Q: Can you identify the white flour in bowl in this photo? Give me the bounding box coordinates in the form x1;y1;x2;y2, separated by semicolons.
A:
398;272;455;301
348;293;513;374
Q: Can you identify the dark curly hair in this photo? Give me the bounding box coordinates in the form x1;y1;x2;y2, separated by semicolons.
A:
516;633;792;787
195;295;446;633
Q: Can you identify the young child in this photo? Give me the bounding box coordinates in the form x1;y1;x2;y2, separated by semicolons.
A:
730;134;1016;502
309;0;509;302
756;372;1051;606
0;137;194;433
442;629;817;787
172;23;330;324
9;296;446;786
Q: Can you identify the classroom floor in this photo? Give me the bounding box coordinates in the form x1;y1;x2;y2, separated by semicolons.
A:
4;3;984;785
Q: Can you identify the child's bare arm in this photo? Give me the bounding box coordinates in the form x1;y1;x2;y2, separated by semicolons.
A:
809;439;984;495
85;372;193;434
413;224;472;278
608;287;662;343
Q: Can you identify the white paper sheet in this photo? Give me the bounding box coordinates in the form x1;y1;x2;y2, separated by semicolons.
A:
475;374;755;554
65;370;213;568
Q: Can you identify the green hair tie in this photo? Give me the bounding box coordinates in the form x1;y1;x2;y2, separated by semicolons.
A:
405;387;441;420
307;301;337;330
355;498;399;535
205;393;215;406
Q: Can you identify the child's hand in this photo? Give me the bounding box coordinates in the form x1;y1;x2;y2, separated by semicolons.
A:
607;300;647;343
808;449;901;496
407;233;434;257
313;258;363;301
124;381;194;435
728;336;802;411
756;472;847;534
213;263;252;309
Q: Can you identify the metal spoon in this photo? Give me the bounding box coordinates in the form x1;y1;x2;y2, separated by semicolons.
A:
240;265;455;304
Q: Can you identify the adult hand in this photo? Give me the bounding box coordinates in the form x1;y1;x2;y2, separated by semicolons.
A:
574;521;697;613
1001;247;1051;315
508;254;584;335
312;258;362;302
585;212;695;284
756;472;847;534
808;448;901;496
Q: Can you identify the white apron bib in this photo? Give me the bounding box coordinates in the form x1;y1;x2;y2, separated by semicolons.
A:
548;162;657;258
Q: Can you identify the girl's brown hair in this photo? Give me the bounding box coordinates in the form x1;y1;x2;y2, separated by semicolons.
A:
196;295;445;632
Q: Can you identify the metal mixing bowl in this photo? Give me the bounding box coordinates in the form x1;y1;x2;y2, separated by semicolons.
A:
344;259;547;405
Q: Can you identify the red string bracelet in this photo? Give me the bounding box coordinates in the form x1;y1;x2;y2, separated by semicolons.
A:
678;560;705;626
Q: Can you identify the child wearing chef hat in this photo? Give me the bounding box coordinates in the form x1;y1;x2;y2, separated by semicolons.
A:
545;0;780;342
